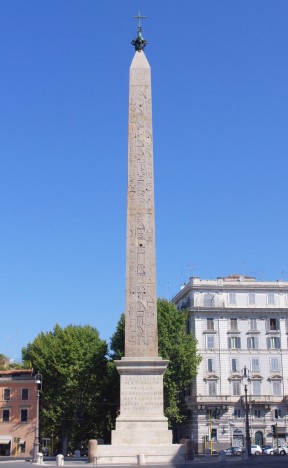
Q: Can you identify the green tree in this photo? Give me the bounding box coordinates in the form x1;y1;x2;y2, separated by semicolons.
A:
0;354;9;369
0;354;26;370
22;324;109;455
110;299;201;428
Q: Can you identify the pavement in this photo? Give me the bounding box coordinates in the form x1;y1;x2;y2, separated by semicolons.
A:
1;455;288;468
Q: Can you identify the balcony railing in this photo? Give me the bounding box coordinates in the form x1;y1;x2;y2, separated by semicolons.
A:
185;395;232;404
185;394;285;406
240;395;283;405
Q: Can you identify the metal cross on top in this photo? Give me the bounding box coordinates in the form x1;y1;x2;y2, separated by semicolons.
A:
132;12;147;29
131;12;148;51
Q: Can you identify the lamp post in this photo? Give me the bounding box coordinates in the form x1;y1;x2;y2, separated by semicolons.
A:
242;366;251;456
33;372;42;462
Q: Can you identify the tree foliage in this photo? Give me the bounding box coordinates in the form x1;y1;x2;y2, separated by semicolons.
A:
0;353;26;370
110;299;201;426
20;301;201;451
22;324;109;454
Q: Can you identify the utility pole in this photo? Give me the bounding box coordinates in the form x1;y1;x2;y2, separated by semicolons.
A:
243;366;251;456
33;372;42;462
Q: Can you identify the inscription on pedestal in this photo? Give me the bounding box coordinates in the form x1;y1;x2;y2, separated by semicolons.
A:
121;375;163;416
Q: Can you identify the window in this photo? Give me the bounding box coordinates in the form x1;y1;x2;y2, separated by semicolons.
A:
21;409;28;422
232;381;241;396
250;318;257;330
254;410;261;418
22;389;28;400
212;408;221;419
230;318;238;330
211;429;217;441
229;293;236;305
268;293;275;305
272;381;281;397
234;409;241;418
247;336;259;350
208;381;217;396
207;318;214;331
251;358;260;372
231;358;239;372
19;442;26;454
268;337;281;349
251;380;261;396
248;293;256;305
275;409;281;419
271;358;279;372
207;358;214;372
4;389;10;400
268;318;278;331
228;336;241;349
204;294;214;307
207;335;215;349
2;409;9;422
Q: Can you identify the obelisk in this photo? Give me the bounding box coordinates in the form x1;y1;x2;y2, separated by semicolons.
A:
112;19;172;446
125;19;157;359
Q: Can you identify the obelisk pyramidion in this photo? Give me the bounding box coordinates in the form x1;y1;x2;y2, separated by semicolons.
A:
112;19;173;448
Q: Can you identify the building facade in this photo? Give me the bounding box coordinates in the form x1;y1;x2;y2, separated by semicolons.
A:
0;369;37;457
172;274;288;453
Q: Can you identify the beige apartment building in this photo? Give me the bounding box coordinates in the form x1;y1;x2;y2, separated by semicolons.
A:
172;274;288;453
0;369;37;457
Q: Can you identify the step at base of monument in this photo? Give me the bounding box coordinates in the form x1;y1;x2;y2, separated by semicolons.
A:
112;427;172;445
96;444;185;464
115;420;169;431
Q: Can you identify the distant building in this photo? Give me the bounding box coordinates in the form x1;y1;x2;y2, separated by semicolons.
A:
172;274;288;453
0;369;37;457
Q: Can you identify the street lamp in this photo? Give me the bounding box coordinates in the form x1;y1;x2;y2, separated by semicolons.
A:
33;372;42;462
242;366;251;456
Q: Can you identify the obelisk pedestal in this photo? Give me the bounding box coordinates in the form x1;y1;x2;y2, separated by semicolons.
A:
112;358;171;445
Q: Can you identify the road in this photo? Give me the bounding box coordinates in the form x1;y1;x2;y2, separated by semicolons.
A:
0;456;287;468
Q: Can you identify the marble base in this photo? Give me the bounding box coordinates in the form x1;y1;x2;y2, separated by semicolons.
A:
112;357;172;445
96;444;185;464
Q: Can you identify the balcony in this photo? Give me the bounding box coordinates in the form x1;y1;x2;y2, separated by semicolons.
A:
185;395;232;405
185;394;286;408
240;395;283;405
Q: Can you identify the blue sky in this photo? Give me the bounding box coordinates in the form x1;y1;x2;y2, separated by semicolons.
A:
1;1;287;361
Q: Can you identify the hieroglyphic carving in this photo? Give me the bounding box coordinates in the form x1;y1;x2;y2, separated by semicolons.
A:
125;51;158;357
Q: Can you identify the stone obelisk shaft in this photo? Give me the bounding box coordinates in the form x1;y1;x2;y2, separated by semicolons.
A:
125;50;158;358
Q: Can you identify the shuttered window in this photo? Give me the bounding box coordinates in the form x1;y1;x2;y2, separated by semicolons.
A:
228;337;241;349
272;381;281;396
208;381;217;396
267;337;281;349
251;380;261;396
207;335;215;349
232;381;241;395
231;358;239;372
248;293;256;305
271;358;279;371
247;336;259;349
251;359;259;372
207;358;214;372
